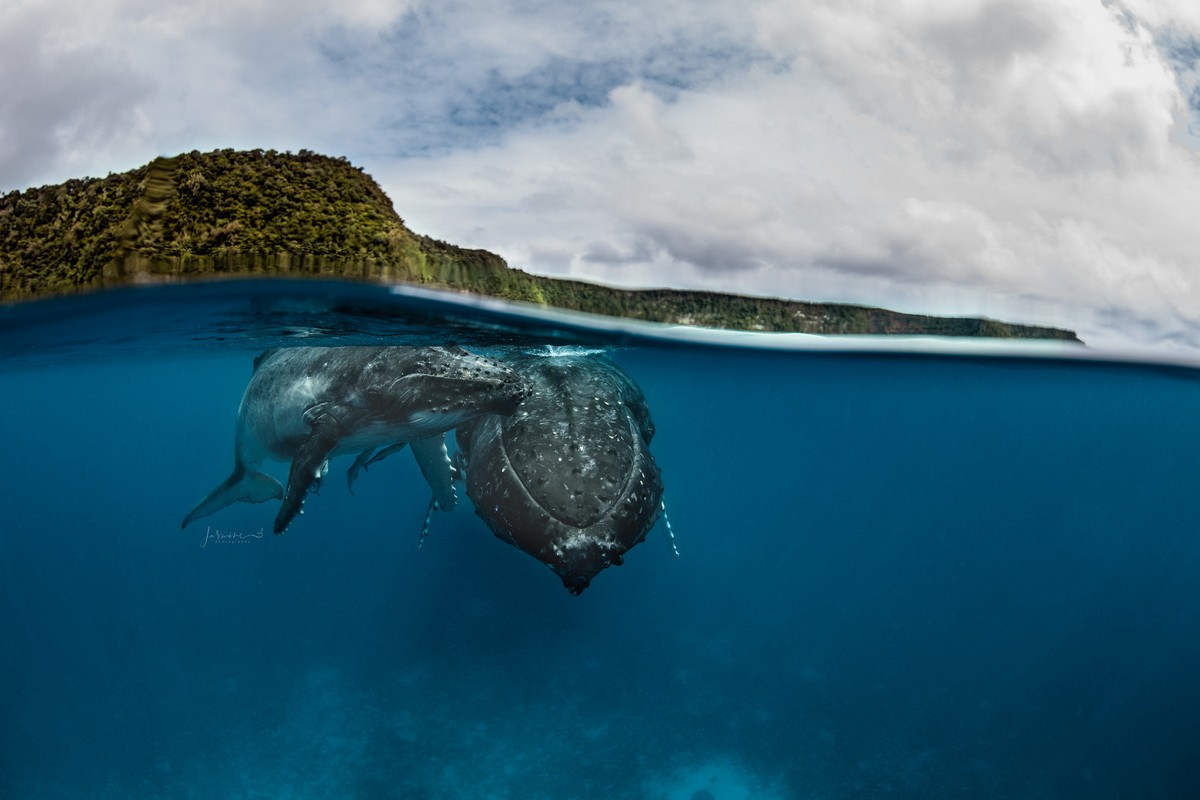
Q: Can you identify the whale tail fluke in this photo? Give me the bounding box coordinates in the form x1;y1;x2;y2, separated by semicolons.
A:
181;469;283;528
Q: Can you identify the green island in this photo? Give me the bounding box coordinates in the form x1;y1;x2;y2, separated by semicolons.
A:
0;149;1077;340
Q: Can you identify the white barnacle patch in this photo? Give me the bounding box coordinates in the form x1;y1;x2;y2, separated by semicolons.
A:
557;529;619;553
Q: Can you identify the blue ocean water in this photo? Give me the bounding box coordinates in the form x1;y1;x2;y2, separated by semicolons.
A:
1;281;1198;799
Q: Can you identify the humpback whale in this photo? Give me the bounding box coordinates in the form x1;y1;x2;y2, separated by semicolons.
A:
182;345;529;533
455;352;663;594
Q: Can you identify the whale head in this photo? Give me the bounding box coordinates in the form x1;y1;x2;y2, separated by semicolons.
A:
456;353;663;594
374;345;532;430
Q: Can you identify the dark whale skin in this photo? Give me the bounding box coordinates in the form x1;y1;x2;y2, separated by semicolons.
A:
456;353;662;594
182;345;529;533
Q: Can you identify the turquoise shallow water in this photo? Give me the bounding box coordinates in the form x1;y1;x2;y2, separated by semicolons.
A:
1;280;1198;799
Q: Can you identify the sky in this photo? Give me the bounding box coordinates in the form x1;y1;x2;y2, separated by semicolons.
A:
4;0;1200;348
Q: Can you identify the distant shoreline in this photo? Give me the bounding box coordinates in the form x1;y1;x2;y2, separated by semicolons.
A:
0;148;1079;342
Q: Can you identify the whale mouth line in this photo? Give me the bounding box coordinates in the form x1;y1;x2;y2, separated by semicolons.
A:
433;352;665;595
501;410;643;530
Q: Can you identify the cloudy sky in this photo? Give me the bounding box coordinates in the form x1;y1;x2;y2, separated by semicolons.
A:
4;0;1200;347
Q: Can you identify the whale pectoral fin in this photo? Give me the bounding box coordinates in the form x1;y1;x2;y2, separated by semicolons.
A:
451;449;466;482
182;469;283;528
367;443;407;467
347;443;409;494
275;414;342;533
310;459;329;494
409;435;457;512
418;495;438;549
347;449;375;495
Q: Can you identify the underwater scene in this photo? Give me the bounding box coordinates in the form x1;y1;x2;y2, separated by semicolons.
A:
1;280;1198;799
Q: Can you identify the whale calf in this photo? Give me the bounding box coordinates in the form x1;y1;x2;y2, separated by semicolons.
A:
182;345;529;533
455;352;663;594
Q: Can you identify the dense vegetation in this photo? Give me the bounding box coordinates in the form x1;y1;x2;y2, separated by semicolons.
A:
0;149;1077;339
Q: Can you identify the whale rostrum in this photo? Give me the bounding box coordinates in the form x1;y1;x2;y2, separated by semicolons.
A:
455;353;664;594
182;345;530;533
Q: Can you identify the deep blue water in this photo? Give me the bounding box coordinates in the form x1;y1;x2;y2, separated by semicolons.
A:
2;281;1199;799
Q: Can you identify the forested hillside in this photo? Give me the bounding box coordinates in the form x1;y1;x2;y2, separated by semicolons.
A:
0;149;1078;340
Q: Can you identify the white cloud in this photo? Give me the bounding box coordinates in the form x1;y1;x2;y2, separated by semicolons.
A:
754;0;1180;173
4;0;1200;347
0;3;151;187
382;0;1200;347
